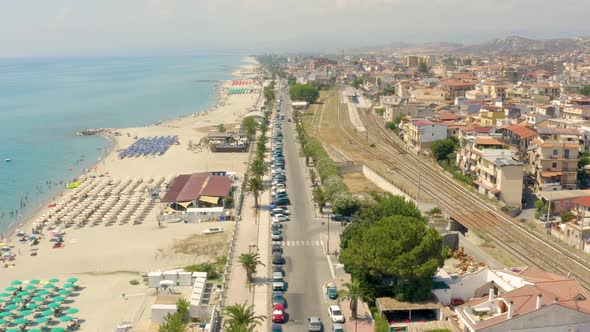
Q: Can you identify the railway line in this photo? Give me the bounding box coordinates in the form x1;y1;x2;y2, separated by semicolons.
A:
332;89;590;290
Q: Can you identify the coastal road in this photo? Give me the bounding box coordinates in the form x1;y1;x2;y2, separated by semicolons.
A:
274;82;334;331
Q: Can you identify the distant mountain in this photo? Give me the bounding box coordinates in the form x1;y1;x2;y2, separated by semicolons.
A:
458;35;586;55
342;36;588;56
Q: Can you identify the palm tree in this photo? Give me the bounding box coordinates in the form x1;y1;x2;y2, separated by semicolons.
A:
309;169;318;186
238;252;265;283
337;279;371;324
249;159;268;178
245;176;265;208
313;187;328;213
223;302;265;332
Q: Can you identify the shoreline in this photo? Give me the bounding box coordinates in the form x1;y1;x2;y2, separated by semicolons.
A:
1;56;257;242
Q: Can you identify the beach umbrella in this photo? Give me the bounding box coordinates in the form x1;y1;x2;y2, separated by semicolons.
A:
47;279;59;284
11;297;23;303
5;287;16;292
23;286;36;291
47;303;59;309
28;280;40;285
62;283;74;289
25;303;38;310
13;318;28;325
43;284;55;289
66;278;78;283
19;310;32;317
50;296;65;303
5;304;17;311
65;308;78;315
57;290;69;296
10;281;22;286
51;328;65;332
30;297;43;303
35;317;48;324
17;291;29;297
59;316;72;323
37;290;49;296
40;310;53;317
0;319;4;325
0;312;11;317
6;329;18;332
0;293;10;298
26;329;41;332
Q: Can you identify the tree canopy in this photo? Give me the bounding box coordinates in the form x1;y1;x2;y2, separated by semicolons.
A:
340;215;445;301
289;84;320;104
581;86;590;97
241;117;258;142
431;137;459;162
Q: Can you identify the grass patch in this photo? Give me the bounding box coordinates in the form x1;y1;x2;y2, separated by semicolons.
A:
185;256;227;280
129;279;140;285
371;308;389;332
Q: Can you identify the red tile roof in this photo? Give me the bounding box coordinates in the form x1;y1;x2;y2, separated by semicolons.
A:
505;125;537;139
572;196;590;208
413;120;435;126
161;173;232;203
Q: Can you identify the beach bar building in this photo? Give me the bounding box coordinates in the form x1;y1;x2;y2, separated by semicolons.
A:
160;172;233;212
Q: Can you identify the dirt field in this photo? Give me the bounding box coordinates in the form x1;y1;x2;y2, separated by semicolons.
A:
343;172;384;193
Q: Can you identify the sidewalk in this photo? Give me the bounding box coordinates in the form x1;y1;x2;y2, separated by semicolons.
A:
224;190;271;323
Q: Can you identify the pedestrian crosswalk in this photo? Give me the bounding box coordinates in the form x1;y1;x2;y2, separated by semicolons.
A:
276;240;322;247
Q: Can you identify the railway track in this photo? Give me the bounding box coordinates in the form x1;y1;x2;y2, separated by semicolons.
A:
332;90;590;290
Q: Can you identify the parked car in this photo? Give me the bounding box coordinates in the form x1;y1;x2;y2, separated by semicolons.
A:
272;224;283;231
272;232;283;241
272;244;283;253
332;323;344;332
328;305;345;323
272;265;284;274
326;283;338;300
272;304;285;323
273;214;290;222
273;291;286;306
330;214;344;221
272;272;285;291
540;214;556;222
308;317;322;332
271;207;290;215
275;197;291;205
273;252;285;264
271;323;283;332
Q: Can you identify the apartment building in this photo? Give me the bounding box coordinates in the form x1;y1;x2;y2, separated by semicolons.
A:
529;130;580;191
480;107;506;127
403;120;448;149
475;156;524;207
440;79;477;99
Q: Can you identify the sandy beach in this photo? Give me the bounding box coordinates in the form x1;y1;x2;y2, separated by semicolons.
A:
0;58;261;331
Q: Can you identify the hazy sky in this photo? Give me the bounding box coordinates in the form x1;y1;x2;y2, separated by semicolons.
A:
1;0;589;56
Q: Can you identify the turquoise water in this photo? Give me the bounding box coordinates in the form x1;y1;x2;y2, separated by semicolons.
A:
0;55;244;232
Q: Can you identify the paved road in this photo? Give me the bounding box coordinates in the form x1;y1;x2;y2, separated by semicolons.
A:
273;82;334;331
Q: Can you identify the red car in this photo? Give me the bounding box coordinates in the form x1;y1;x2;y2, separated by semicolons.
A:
272;303;285;323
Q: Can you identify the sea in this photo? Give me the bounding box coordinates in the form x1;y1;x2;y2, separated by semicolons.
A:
0;54;245;233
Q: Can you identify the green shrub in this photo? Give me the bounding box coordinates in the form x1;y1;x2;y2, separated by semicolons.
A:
129;279;140;285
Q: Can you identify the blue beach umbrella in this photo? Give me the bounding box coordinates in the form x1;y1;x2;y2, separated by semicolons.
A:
66;278;78;283
17;291;29;297
40;310;53;317
43;284;55;290
6;329;18;332
27;329;41;332
5;287;16;292
13;318;28;325
36;290;49;296
0;312;11;317
0;293;10;298
47;279;59;284
51;296;64;303
51;328;65;332
19;310;32;316
23;286;36;291
47;303;59;309
59;316;72;322
28;280;40;285
62;284;74;289
65;308;78;315
30;297;43;303
5;304;17;311
57;290;69;296
35;317;48;324
10;281;22;286
11;297;23;303
25;303;38;310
